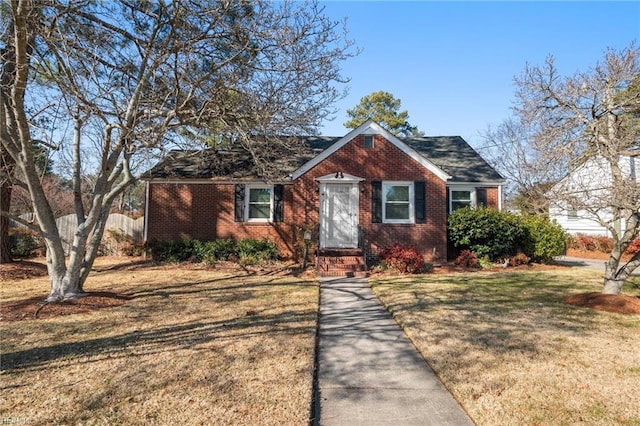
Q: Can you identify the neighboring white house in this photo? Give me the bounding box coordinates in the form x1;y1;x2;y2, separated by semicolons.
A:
548;153;637;237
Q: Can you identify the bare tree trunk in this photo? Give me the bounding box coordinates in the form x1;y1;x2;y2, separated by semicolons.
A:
0;180;13;263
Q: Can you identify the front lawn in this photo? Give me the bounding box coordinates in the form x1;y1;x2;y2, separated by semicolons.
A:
371;268;640;425
0;258;318;425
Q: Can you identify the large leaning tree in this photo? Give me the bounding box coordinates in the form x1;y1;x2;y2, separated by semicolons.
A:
514;44;640;294
0;0;354;301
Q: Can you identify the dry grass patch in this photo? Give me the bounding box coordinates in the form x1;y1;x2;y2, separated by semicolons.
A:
371;268;640;425
1;258;318;425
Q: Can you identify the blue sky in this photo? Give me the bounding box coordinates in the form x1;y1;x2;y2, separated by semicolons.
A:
318;1;640;147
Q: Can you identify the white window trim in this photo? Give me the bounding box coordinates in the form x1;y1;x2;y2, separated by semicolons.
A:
449;187;476;213
382;181;414;224
364;134;374;149
245;184;274;222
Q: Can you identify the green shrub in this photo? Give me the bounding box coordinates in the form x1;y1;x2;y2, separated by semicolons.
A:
146;239;196;263
235;238;279;263
448;207;526;261
192;238;237;264
518;215;566;263
378;244;425;274
9;228;44;258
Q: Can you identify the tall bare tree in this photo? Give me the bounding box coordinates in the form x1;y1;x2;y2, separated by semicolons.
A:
1;0;354;301
513;44;640;294
480;118;561;214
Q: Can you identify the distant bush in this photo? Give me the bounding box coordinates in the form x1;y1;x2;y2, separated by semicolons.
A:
448;207;525;261
625;238;640;256
567;233;636;255
9;228;44;258
99;228;144;256
379;244;425;274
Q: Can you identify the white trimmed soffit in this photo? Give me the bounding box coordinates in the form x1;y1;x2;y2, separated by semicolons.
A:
290;119;452;182
316;172;365;183
448;181;506;187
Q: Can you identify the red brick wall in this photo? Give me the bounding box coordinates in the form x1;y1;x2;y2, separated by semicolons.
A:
146;134;501;262
146;182;298;257
293;134;448;262
486;187;500;209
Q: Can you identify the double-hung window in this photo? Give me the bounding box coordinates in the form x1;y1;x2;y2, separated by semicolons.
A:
246;185;273;222
449;187;489;212
383;182;414;224
450;190;473;212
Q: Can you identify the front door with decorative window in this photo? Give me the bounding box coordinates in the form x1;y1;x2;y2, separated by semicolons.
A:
320;183;359;248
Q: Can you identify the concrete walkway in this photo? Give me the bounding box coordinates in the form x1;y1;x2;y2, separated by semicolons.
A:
313;277;474;426
554;255;639;275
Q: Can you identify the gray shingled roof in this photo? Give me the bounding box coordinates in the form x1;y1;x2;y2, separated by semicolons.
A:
143;135;503;183
404;136;504;183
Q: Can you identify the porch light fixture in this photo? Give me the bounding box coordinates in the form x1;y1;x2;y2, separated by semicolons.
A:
335;171;344;179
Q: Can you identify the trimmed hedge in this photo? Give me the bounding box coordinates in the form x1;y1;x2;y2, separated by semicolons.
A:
448;207;525;261
448;207;566;263
146;237;279;265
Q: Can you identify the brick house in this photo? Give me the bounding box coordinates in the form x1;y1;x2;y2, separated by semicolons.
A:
142;120;504;273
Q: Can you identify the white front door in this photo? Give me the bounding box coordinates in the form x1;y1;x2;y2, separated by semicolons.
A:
320;183;359;248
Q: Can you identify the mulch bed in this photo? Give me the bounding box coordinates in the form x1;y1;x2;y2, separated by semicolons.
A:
0;292;132;322
564;292;640;315
0;259;49;281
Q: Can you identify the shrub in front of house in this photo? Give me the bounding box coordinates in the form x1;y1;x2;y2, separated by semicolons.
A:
509;252;531;266
518;214;566;263
448;207;526;261
192;238;236;264
454;249;480;268
235;238;279;265
378;244;425;274
147;238;279;265
146;239;196;263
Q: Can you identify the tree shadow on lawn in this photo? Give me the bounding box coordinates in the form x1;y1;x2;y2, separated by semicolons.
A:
1;306;316;373
1;274;318;373
372;272;619;379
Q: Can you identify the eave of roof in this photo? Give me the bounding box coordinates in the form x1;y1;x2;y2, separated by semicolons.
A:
142;121;504;185
290;119;452;181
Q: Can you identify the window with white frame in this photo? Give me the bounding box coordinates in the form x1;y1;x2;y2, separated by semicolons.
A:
383;182;414;223
246;186;273;221
364;135;374;149
450;189;473;212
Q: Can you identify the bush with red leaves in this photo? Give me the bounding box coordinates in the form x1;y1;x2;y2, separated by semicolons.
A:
379;244;425;274
454;250;480;268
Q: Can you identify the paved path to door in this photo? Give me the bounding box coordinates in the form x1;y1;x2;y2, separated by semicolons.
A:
313;277;474;425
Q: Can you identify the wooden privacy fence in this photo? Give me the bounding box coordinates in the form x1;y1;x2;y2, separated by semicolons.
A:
14;213;144;255
58;213;144;254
